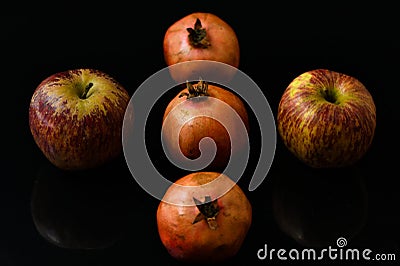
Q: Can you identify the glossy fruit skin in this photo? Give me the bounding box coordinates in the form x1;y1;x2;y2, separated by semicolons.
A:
29;69;130;170
161;82;249;171
156;172;252;264
163;12;240;82
277;69;376;168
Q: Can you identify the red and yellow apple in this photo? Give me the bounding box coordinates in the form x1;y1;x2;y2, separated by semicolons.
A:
277;69;376;168
29;68;130;170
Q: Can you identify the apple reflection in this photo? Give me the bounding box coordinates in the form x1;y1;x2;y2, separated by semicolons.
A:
31;159;131;250
272;165;368;248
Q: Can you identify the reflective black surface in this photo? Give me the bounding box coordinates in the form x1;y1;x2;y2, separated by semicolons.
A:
2;4;399;265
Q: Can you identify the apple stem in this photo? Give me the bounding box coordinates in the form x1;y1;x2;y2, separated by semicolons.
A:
179;79;209;99
80;82;93;99
186;18;210;49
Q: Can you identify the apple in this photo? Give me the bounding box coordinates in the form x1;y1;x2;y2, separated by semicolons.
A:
277;69;376;168
29;68;130;170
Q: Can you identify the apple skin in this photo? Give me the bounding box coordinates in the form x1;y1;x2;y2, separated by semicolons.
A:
29;69;130;170
277;69;376;168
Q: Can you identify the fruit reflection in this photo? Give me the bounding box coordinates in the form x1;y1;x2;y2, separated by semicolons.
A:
31;160;130;249
272;165;368;248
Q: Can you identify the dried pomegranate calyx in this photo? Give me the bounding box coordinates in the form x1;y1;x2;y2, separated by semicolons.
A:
179;79;209;99
186;18;211;48
192;195;219;230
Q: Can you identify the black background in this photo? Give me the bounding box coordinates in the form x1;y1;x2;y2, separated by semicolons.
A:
2;2;399;265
